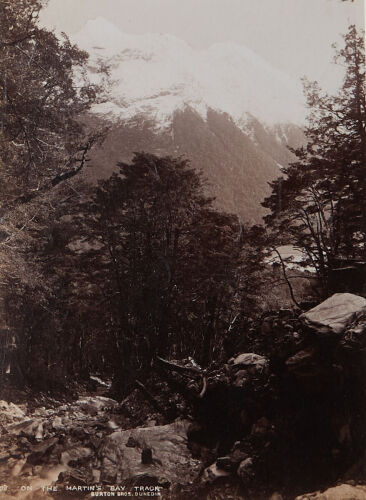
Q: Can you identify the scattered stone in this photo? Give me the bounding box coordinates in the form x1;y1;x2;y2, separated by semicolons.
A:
1;293;366;500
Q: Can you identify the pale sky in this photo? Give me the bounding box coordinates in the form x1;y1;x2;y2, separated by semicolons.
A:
40;0;364;93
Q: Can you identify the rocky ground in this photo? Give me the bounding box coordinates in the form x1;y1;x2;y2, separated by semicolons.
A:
1;293;366;500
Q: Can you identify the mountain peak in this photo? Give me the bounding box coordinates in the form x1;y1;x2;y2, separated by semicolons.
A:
75;17;129;54
74;18;306;127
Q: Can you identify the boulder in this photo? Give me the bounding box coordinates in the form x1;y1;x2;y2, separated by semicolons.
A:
251;416;272;436
285;347;323;383
0;401;25;425
341;312;366;349
98;420;201;488
237;457;254;483
216;449;249;473
300;293;366;334
233;369;248;387
230;353;269;371
216;456;233;472
52;416;63;430
286;347;316;370
8;419;43;440
269;493;284;500
61;446;93;466
284;347;328;391
229;448;248;467
201;463;231;484
76;396;118;414
295;484;366;500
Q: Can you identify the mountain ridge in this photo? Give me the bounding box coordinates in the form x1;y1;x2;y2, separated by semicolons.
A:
73;17;306;128
75;17;306;223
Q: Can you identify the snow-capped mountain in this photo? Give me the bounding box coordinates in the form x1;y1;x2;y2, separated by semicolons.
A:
73;17;306;129
75;17;306;223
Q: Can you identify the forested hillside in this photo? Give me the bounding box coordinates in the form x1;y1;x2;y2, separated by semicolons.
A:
85;108;304;223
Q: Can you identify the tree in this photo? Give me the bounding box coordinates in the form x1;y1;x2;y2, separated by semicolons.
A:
73;153;263;394
0;1;105;207
262;25;365;294
0;0;106;383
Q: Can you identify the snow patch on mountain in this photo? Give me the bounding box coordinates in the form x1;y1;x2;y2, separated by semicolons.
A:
74;17;306;128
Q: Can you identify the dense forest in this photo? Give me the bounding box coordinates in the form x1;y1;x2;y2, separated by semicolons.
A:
0;1;365;499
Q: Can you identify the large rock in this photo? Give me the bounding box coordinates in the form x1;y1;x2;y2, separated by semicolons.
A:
286;347;316;371
98;420;201;487
8;419;44;440
300;293;366;334
296;484;366;500
284;347;328;391
230;353;268;368
201;462;231;484
237;457;254;484
0;401;25;425
76;396;118;414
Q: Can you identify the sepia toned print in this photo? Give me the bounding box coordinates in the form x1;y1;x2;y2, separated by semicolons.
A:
0;0;365;498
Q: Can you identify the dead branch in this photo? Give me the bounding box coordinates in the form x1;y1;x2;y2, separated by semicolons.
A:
156;356;202;375
199;376;207;399
273;248;302;309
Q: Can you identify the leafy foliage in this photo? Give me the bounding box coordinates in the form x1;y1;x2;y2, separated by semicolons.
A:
0;0;105;382
263;25;365;293
73;153;264;393
0;0;105;207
